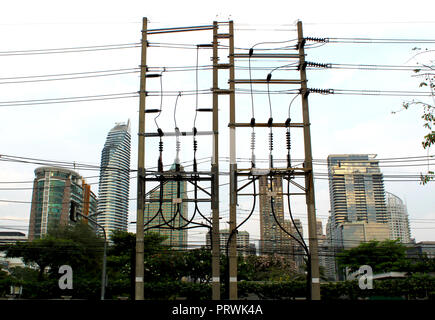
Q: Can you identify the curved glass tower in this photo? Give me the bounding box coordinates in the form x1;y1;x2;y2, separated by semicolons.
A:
97;121;131;237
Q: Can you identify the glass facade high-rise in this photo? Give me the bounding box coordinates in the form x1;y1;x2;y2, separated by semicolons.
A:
328;154;388;228
28;167;97;241
97;121;131;238
386;192;411;243
144;164;188;249
326;154;390;279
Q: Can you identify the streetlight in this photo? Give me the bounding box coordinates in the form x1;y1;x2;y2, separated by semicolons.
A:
75;211;107;300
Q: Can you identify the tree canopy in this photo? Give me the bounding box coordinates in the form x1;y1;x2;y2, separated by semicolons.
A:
336;240;409;274
4;222;104;281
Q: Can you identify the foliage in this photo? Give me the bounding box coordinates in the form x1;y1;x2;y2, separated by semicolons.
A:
408;253;435;273
2;222;104;298
238;254;300;281
141;282;212;300
238;280;307;300
400;48;434;184
336;240;409;274
7;227;434;300
178;248;212;284
106;230;168;299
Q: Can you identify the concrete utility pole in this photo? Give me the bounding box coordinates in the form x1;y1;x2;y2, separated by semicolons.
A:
297;20;321;300
211;21;236;299
135;19;220;300
211;20;221;300
227;21;238;300
135;17;147;301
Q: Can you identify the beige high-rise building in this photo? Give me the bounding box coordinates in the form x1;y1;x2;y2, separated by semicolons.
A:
258;175;298;265
326;154;390;278
339;222;390;249
385;192;411;243
206;229;251;256
259;175;285;256
328;154;388;228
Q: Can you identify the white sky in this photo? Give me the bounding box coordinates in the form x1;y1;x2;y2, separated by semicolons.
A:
0;0;434;247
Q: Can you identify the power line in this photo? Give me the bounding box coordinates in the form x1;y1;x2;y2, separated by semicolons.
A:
327;37;435;44
0;43;141;56
0;92;139;107
0;68;140;85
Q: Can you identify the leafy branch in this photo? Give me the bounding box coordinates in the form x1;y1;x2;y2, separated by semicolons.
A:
402;48;434;184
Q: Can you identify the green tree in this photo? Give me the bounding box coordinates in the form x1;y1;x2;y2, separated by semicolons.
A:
179;248;211;284
336;240;409;274
106;230;169;298
408;253;435;273
4;221;104;298
239;254;300;281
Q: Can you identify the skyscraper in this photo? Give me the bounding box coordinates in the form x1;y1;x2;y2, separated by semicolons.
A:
259;175;285;256
206;229;251;257
289;218;304;271
28;167;97;241
386;192;411;243
328;154;388;227
327;154;389;249
144;164;188;249
97;121;131;238
258;175;297;265
325;154;390;280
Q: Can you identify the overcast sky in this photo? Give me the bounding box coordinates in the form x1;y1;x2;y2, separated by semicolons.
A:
0;0;434;246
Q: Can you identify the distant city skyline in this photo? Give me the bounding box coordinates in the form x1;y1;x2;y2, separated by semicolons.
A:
0;4;433;247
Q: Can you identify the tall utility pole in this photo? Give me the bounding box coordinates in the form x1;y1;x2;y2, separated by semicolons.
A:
297;20;321;300
211;21;236;299
136;19;220;300
227;21;237;300
135;17;147;301
227;20;320;301
211;21;237;299
211;21;221;300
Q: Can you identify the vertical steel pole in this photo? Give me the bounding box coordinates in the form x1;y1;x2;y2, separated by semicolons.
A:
135;17;147;301
76;213;107;300
297;20;321;300
211;21;221;300
228;20;238;300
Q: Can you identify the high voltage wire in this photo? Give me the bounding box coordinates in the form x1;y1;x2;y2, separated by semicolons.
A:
2;87;429;104
0;68;140;85
0;35;430;57
6;61;428;83
0;154;212;176
0;43;141;56
1;154;433;180
0;92;139;107
327;37;435;44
